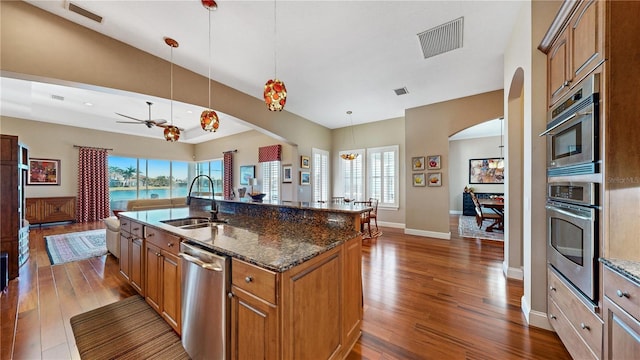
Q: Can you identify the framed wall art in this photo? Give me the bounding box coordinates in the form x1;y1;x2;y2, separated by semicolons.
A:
300;171;311;185
411;156;425;171
427;172;442;187
28;158;60;185
282;164;292;183
469;158;504;184
239;165;255;185
301;155;310;169
427;155;441;170
412;173;426;187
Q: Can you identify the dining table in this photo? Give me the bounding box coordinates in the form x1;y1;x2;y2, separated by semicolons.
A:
479;198;504;232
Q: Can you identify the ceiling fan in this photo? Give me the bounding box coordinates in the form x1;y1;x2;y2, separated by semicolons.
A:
116;101;167;128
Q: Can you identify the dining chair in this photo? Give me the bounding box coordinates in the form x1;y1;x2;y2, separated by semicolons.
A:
353;200;373;237
475;205;502;232
332;197;345;204
368;198;379;232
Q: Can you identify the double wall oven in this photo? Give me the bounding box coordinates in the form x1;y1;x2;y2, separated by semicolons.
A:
542;73;600;306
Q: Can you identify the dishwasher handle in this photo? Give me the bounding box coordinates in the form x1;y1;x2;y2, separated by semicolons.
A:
179;252;223;272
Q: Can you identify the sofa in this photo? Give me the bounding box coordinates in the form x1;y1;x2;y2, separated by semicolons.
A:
104;197;187;258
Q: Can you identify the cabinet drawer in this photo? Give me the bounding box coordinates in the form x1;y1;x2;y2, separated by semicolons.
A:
548;268;603;356
604;267;639;320
130;220;144;239
145;227;181;255
119;218;131;234
549;298;599;360
232;259;277;304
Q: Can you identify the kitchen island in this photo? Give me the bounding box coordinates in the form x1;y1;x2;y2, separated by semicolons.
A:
118;198;369;360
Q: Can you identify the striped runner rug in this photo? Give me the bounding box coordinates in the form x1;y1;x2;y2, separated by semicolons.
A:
70;295;189;360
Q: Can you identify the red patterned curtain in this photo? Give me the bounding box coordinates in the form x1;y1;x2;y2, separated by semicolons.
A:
258;145;282;162
223;152;233;199
77;147;110;222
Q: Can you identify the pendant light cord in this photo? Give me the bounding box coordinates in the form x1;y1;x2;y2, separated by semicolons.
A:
273;0;277;79
170;46;174;125
208;8;212;109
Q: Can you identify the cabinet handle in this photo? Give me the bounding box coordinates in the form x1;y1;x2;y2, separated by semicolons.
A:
580;323;590;331
245;276;253;283
133;227;140;231
563;80;571;87
550;314;557;320
156;252;161;257
147;232;155;237
228;292;234;299
549;286;556;292
167;243;174;247
616;289;629;298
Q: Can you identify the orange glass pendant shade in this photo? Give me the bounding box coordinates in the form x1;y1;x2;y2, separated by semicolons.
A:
264;79;287;111
201;0;217;10
340;153;359;160
164;125;180;142
200;109;220;132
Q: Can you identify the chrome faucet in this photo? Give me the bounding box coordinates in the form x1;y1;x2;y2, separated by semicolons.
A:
186;175;218;219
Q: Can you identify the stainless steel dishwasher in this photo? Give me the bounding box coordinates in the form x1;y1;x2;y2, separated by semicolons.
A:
179;241;230;360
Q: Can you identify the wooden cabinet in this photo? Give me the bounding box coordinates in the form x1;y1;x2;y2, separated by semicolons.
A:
603;266;640;359
145;226;182;334
547;267;603;359
230;235;362;360
25;197;76;225
118;218;144;295
541;0;605;107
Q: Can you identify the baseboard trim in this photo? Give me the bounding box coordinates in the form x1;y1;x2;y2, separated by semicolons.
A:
404;228;451;240
503;262;524;280
449;210;463;215
521;295;553;331
377;221;404;229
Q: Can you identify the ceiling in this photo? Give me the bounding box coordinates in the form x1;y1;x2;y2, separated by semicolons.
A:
1;0;523;143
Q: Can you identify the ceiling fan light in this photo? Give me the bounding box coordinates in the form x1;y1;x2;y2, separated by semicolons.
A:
264;79;287;111
200;109;220;132
164;126;180;142
341;153;359;160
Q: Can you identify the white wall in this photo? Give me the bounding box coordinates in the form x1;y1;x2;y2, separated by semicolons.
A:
449;135;505;213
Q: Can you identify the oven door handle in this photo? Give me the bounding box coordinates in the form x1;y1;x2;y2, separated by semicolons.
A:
539;111;593;137
545;204;592;220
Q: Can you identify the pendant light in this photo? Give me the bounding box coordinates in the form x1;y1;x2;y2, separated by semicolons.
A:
497;117;505;169
200;0;220;132
263;0;287;111
164;37;180;142
340;111;359;160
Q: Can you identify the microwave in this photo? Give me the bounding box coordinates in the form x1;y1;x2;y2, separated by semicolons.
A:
541;73;600;177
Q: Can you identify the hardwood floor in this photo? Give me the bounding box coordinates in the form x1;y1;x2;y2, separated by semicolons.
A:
1;217;571;360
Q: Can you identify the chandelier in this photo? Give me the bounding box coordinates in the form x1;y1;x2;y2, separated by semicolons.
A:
200;0;220;132
340;111;359;160
263;0;287;111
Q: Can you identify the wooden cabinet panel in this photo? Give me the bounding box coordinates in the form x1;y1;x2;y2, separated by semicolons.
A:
0;135;22;279
603;267;639;317
25;197;76;224
232;258;277;305
231;287;279;360
548;30;571;106
604;296;640;359
119;219;144;296
145;242;162;313
119;232;130;281
161;251;181;333
549;298;599;360
343;236;362;346
570;0;604;83
130;237;144;294
145;227;180;255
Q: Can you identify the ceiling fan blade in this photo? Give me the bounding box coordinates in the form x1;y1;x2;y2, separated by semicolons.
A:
115;112;144;122
152;119;167;125
117;120;145;124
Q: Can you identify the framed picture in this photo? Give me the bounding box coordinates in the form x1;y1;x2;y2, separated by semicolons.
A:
427;155;441;170
427;172;442;187
28;158;60;185
239;165;255;185
300;171;311;185
282;164;292;183
301;155;310;169
412;173;426;187
411;156;425;171
469;158;504;184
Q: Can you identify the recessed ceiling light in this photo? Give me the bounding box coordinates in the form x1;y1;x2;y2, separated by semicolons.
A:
84;102;93;107
186;110;193;114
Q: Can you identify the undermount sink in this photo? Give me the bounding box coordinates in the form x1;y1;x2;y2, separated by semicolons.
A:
161;217;228;230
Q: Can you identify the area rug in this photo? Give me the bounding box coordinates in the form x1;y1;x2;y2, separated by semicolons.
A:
44;229;108;265
70;295;189;360
458;215;504;241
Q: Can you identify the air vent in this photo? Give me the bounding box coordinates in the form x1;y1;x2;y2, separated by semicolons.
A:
51;95;65;101
68;2;103;23
394;87;409;96
418;17;464;59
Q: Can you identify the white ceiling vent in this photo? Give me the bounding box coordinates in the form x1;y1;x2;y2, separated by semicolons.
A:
68;2;103;23
418;17;464;59
394;87;409;96
51;94;65;101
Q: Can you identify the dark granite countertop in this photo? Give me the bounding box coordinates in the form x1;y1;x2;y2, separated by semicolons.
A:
600;258;640;286
210;196;373;214
119;206;360;273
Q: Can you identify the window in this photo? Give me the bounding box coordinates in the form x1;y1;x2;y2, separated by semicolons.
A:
367;145;399;208
339;149;365;201
195;159;223;195
261;161;280;202
312;148;329;203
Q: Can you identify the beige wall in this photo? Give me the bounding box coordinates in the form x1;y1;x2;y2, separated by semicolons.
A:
332;117;405;226
405;90;503;238
0;1;331;157
449;136;505;213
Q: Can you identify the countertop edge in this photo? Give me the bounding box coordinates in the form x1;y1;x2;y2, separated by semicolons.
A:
600;258;640;286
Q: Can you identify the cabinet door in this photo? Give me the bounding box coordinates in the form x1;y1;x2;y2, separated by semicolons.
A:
548;29;572;106
604;298;640;360
570;0;604;84
130;237;144;295
343;236;362;348
119;232;130;281
145;242;162;313
161;250;181;334
231;287;278;360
